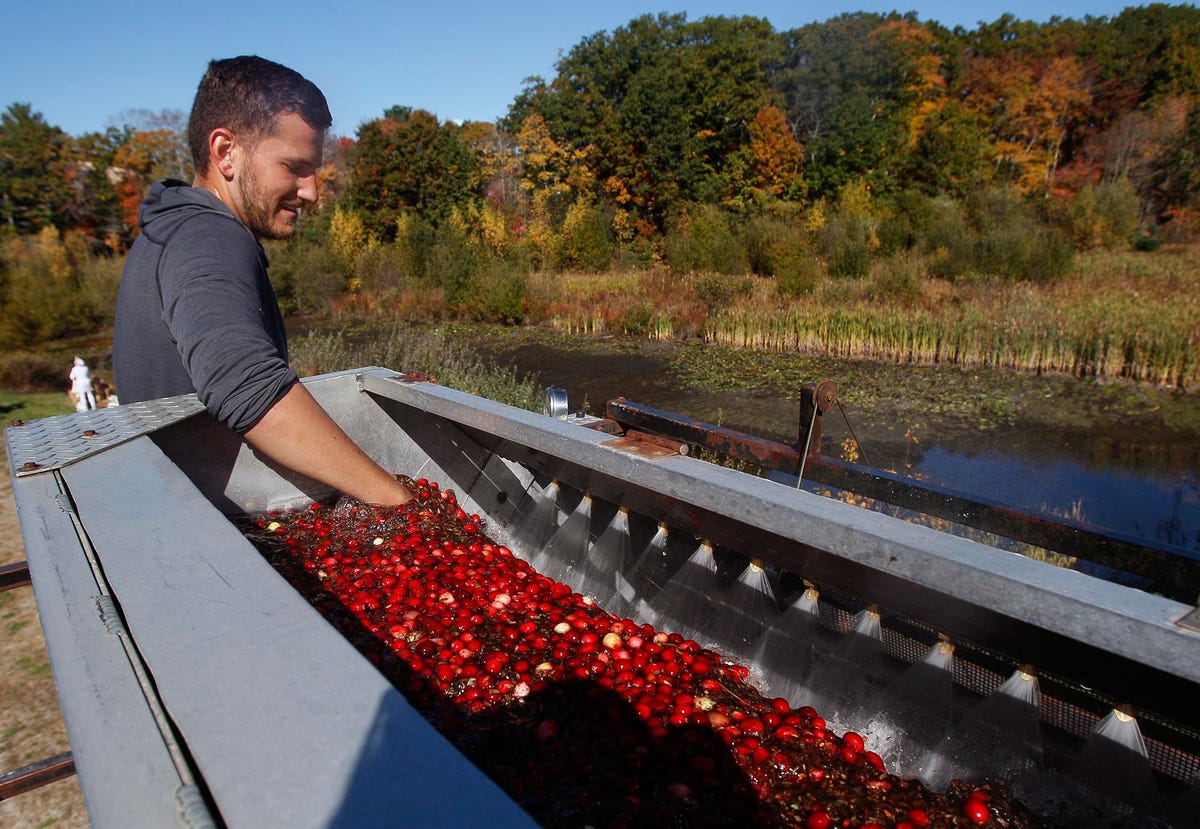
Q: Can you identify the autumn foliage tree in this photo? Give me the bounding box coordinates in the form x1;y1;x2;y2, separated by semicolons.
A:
5;4;1200;284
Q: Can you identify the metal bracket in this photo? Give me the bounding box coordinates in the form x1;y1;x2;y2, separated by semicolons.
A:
602;430;688;460
1178;607;1200;633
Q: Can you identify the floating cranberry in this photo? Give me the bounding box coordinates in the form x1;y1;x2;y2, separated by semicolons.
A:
863;750;885;772
805;808;831;829
906;808;931;827
964;798;990;824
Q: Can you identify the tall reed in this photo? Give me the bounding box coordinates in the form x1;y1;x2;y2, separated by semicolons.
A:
571;247;1200;389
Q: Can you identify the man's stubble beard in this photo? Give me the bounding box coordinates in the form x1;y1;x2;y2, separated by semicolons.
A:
237;160;297;241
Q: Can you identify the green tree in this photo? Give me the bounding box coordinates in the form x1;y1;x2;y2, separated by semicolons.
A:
778;13;944;200
511;13;780;227
0;103;77;234
349;109;483;238
902;100;995;198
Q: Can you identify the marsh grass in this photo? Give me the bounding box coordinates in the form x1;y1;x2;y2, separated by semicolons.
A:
537;247;1200;389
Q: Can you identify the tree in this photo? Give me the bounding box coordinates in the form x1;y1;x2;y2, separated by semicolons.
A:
959;51;1093;195
73;126;131;247
511;13;780;226
0;103;77;234
777;13;940;200
112;108;191;181
349;109;483;238
902;100;994;198
745;104;806;199
111;129;193;232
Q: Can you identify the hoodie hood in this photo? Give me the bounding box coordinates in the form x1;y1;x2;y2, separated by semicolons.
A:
138;179;241;241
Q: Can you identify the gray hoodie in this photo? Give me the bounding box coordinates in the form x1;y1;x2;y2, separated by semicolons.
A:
113;179;297;433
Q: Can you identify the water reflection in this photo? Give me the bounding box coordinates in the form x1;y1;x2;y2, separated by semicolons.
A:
914;446;1199;553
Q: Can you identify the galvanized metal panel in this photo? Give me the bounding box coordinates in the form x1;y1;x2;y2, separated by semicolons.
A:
9;468;189;829
59;435;536;829
359;377;1200;712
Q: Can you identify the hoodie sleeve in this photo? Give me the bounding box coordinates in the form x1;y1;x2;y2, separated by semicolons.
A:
158;213;298;433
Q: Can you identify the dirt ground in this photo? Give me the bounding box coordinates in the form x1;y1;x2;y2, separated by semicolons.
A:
1;470;89;828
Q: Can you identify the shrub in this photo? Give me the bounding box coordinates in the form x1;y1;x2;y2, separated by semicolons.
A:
771;231;822;297
620;301;656;335
328;207;369;275
428;216;479;309
289;325;541;412
394;211;434;282
878;189;965;255
350;245;392;293
0;350;63;391
1097;177;1140;246
0;229;100;348
1024;228;1076;283
267;239;344;315
75;253;123;328
693;272;753;312
470;257;529;324
818;214;872;278
870;251;925;307
557;200;614;272
737;214;790;275
1066;177;1140;250
965;187;1075;281
818;180;880;279
665;204;748;275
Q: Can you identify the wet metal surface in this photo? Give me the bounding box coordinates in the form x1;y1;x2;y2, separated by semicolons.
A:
606;398;1200;603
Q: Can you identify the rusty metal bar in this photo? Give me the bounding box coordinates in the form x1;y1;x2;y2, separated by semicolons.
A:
1;561;32;592
605;397;1200;603
0;753;76;800
608;398;800;468
624;429;689;456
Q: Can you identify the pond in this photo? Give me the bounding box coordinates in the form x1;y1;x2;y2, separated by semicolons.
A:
457;329;1200;558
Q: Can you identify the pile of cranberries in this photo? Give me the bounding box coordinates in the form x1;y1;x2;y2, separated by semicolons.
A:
242;477;1039;828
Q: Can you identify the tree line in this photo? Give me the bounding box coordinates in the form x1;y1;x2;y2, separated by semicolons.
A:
3;5;1200;343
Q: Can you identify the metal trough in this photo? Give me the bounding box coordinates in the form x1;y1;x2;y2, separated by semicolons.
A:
6;367;1200;827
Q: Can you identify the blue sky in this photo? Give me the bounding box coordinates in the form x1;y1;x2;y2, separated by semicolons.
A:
3;1;1147;138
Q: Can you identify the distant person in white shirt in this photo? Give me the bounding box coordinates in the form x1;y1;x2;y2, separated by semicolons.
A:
69;357;96;412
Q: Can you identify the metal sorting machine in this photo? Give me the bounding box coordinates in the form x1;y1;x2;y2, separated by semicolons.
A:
5;367;1200;827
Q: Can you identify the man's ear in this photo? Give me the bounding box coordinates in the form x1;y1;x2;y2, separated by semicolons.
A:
209;128;236;180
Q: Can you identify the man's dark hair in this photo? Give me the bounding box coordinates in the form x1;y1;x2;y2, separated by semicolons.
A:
187;55;332;173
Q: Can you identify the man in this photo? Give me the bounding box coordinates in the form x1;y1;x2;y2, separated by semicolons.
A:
113;56;411;505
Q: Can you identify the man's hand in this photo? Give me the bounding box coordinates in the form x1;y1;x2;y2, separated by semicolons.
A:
244;381;413;505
